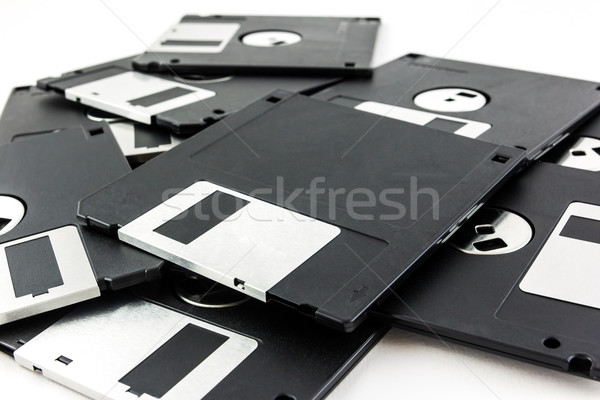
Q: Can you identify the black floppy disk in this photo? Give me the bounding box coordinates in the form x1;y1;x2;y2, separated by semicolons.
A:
0;86;182;166
373;162;600;379
78;90;525;331
3;269;387;400
312;53;600;160
0;123;163;326
37;56;340;135
132;15;380;77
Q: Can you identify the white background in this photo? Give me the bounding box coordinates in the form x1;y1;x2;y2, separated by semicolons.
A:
0;0;599;399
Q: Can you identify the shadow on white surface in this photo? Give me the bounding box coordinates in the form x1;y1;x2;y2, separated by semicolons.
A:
328;328;600;400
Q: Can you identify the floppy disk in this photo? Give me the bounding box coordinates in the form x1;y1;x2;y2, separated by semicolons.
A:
78;90;525;331
544;109;600;172
312;53;600;160
0;86;182;166
37;56;340;135
3;269;387;400
0;123;163;326
132;15;380;77
373;162;600;379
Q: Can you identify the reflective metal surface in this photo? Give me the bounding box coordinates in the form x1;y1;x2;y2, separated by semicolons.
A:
520;202;600;309
414;88;488;112
0;195;26;237
65;71;215;124
174;75;234;84
0;226;100;325
149;21;240;54
449;207;533;255
110;122;182;161
356;101;491;139
84;108;125;123
241;30;302;47
14;296;258;400
557;136;600;172
119;181;341;302
175;275;249;309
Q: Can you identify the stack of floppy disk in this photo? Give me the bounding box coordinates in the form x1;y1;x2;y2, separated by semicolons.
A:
0;15;599;399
